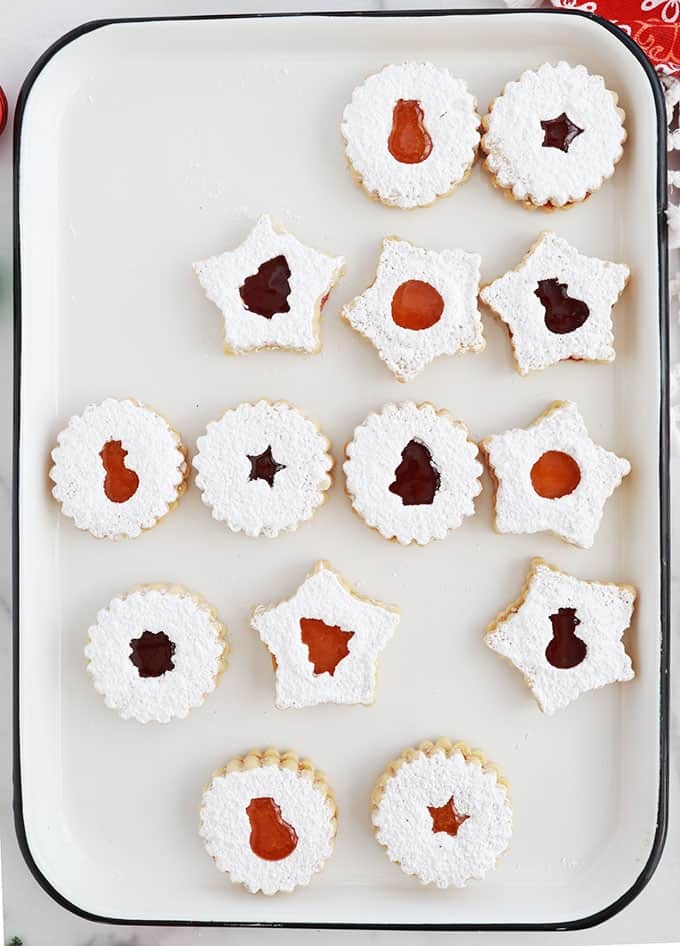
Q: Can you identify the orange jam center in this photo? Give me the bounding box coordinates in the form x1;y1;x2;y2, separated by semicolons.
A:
391;280;444;331
545;608;587;670
100;440;140;503
428;795;469;837
530;450;581;499
300;618;354;676
388;99;433;165
246;797;298;861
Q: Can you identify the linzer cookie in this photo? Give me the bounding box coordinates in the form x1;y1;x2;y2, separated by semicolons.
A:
344;402;482;546
371;738;512;889
199;748;337;895
481;62;626;209
251;561;399;709
480;232;629;375
341;238;484;382
193;215;345;353
341;62;480;209
482;401;630;549
50;398;188;540
194;400;332;538
486;559;636;714
85;584;228;723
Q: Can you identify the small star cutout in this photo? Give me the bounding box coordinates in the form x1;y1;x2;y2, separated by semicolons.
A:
428;796;469;837
250;561;399;708
480;232;629;375
486;559;635;714
193;214;344;354
247;445;286;487
540;112;583;152
483;401;630;548
341;238;484;382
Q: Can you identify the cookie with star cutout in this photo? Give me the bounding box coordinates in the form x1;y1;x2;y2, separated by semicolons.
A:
371;738;512;889
200;748;337;895
85;584;228;723
251;561;400;709
486;559;636;715
341;62;481;209
481;401;630;549
481;62;626;209
341;237;484;382
193;215;345;354
480;232;629;375
344;402;482;546
193;401;333;538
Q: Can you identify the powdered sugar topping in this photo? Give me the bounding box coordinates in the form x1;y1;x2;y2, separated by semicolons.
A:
483;401;630;549
50;398;187;540
482;62;626;207
251;561;399;709
344;402;482;546
194;400;332;538
200;762;336;895
342;238;484;382
373;745;512;888
480;232;629;374
486;561;635;715
193;215;344;353
85;585;226;724
342;62;480;209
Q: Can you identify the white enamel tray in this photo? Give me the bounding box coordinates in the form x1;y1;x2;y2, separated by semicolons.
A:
13;10;669;930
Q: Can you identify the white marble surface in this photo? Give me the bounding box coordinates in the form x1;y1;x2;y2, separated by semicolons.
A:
0;1;678;943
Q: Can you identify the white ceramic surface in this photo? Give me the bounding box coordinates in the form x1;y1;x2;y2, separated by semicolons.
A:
11;6;671;933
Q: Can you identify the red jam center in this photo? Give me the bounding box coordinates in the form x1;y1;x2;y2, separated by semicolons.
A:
545;608;587;669
246;797;298;861
100;440;140;504
540;113;584;152
129;630;175;678
300;618;354;676
530;451;581;499
388;99;433;164
535;278;590;335
389;439;440;506
391;280;444;331
428;795;469;837
239;255;291;318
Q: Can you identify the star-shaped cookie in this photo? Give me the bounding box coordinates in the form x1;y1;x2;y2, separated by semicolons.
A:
486;559;636;714
480;232;629;375
193;215;345;354
482;401;630;549
250;561;399;709
342;238;483;382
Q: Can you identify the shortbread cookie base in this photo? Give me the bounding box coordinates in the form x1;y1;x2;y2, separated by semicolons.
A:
485;558;636;714
200;748;337;895
480;232;630;376
371;738;511;889
50;397;189;541
85;583;228;723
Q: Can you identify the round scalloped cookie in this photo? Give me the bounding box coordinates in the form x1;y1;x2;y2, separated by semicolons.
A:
194;400;333;538
50;398;188;540
200;748;337;895
85;584;228;723
343;402;482;546
481;62;626;210
372;738;512;889
341;62;480;209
